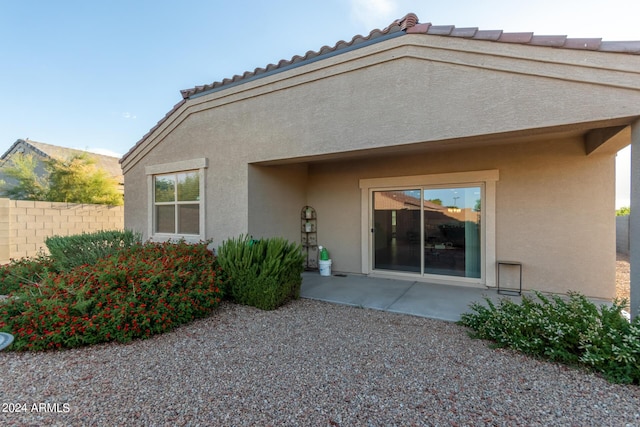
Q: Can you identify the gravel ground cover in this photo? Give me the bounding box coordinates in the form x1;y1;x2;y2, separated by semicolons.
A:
617;252;631;303
1;299;639;426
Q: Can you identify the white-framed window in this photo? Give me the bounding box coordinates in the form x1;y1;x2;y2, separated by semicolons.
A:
145;158;207;242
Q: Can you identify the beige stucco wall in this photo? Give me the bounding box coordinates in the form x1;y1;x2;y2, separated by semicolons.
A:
248;164;308;242
295;136;615;299
0;198;124;264
122;32;639;299
123;115;251;245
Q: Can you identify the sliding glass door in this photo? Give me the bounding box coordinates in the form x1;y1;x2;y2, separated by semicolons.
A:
373;186;482;279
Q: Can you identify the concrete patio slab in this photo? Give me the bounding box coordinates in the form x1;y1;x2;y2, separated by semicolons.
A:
301;273;415;311
301;272;614;322
301;272;521;322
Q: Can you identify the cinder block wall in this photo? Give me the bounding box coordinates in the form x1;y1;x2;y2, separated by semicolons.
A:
0;198;124;264
617;215;630;255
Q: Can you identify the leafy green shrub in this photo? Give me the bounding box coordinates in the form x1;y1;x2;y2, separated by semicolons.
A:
217;235;305;310
616;206;630;216
579;305;640;384
0;241;222;351
459;291;640;384
45;229;142;272
0;254;55;295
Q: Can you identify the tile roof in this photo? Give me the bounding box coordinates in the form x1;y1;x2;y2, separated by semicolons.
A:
406;19;640;54
182;12;640;100
178;16;410;100
122;12;640;163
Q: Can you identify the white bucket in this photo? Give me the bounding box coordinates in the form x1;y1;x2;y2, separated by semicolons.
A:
319;259;332;277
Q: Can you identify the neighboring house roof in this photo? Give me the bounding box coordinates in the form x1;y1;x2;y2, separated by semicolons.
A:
1;139;124;186
121;12;640;164
374;190;461;211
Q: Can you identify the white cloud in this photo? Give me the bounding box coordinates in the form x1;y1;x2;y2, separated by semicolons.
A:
349;0;400;30
121;112;137;120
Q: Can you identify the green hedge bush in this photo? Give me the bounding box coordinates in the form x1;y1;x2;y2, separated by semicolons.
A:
217;235;305;310
0;241;223;351
45;229;142;272
459;291;640;384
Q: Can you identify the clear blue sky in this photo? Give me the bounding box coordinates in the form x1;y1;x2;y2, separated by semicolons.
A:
1;0;637;205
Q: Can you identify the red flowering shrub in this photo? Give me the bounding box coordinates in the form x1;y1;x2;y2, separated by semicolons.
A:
0;255;55;295
0;241;223;351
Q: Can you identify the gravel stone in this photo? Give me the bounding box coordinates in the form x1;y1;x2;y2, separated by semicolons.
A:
1;299;639;426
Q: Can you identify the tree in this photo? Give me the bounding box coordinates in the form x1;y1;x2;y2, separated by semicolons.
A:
616;206;631;216
0;152;123;205
46;153;123;205
0;153;48;200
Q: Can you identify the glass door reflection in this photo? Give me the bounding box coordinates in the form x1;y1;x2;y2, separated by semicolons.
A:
373;190;421;273
423;187;481;278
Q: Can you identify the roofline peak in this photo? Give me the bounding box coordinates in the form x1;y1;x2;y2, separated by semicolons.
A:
395;12;419;31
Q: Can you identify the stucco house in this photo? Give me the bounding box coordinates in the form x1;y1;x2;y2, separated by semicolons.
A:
120;14;640;312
